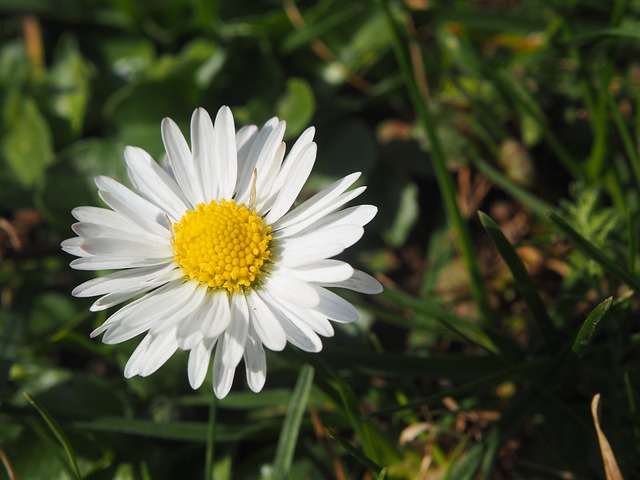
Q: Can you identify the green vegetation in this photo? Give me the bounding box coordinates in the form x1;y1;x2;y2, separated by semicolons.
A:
1;0;639;478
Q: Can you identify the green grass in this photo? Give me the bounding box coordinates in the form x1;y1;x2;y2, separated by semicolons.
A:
2;0;640;478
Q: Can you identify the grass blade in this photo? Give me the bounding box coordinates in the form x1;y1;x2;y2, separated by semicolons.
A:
379;288;500;355
325;427;384;475
548;211;640;291
23;392;81;480
378;0;492;322
571;297;613;358
479;211;556;345
271;363;315;479
470;156;557;218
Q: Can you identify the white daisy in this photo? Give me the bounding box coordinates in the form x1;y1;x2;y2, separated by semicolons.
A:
62;106;382;399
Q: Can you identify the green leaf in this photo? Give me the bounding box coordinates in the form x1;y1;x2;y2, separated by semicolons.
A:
24;392;82;480
479;211;555;344
548;211;640;291
47;35;93;137
271;364;315;479
571;297;613;358
276;78;315;139
74;416;281;443
1;97;54;187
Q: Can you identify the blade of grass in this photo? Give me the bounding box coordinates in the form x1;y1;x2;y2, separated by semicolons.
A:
623;372;640;444
24;392;81;480
602;68;640;191
571;297;613;359
628;209;636;276
369;358;549;417
479;211;555;345
379;288;500;355
378;0;492;323
470;156;557;218
271;364;315;479
548;211;640;291
488;68;584;180
325;428;384;475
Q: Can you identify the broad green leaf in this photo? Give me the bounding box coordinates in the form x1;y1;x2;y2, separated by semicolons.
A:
1;97;54;187
270;364;315;479
571;297;613;358
276;77;315;139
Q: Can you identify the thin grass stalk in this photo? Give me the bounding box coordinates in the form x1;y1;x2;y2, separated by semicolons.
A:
378;0;492;323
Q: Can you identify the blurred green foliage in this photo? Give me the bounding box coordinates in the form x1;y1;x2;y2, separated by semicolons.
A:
1;0;640;478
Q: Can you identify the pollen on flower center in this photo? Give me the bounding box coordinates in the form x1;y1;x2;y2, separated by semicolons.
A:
172;199;272;293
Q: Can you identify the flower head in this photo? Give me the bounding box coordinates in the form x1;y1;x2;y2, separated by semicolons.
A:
62;106;382;398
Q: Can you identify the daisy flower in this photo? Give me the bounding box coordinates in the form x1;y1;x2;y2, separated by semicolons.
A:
62;106;382;398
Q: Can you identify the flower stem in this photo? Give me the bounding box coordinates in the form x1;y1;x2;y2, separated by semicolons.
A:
205;394;218;480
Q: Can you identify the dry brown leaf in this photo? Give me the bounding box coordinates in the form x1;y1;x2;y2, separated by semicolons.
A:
591;393;624;480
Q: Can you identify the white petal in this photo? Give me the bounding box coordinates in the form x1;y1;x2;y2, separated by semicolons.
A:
246;291;287;351
72;221;167;245
266;126;315;202
235;118;280;204
125;146;191;219
203;291;232;338
235;124;259;179
212;106;237;199
71;256;173;270
191;108;217;201
277;225;361;268
219;294;249;368
273;172;361;233
61;237;90;257
80;237;173;259
91;268;186;311
302;204;377;232
255;142;286;212
244;326;266;392
323;269;383;294
279;298;334;337
263;274;319;308
309;285;359;323
177;289;230;349
188;337;217;389
96;280;196;343
212;344;236;399
264;142;316;224
138;326;179;377
258;289;322;352
95;176;170;232
72;206;147;235
284;260;354;284
90;286;156;312
124;334;152;378
73;263;178;297
163;117;203;205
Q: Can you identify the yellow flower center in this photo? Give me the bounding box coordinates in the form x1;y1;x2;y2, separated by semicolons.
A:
172;199;272;293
